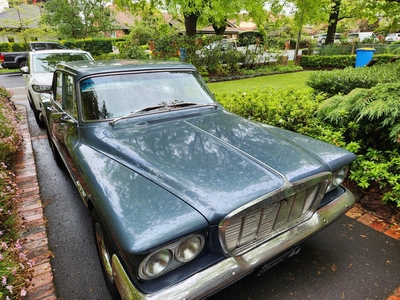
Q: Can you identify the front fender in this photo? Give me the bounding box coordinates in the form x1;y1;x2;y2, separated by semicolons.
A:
74;143;209;254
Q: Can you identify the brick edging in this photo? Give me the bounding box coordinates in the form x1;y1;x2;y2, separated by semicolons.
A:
345;203;400;240
15;104;57;300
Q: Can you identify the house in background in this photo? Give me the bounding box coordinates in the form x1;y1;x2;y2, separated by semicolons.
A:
0;4;41;42
110;6;136;38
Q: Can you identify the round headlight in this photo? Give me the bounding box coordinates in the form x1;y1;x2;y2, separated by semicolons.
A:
175;236;204;263
142;249;172;278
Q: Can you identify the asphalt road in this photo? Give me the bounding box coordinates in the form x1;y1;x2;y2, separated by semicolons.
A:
3;72;400;300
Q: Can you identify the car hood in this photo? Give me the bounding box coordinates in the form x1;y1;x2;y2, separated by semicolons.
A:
85;109;354;225
30;72;53;85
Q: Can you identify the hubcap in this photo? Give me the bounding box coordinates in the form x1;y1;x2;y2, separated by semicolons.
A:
95;222;114;283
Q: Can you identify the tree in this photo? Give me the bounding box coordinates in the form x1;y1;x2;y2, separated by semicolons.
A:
116;0;267;37
325;0;400;44
268;0;330;59
42;0;116;39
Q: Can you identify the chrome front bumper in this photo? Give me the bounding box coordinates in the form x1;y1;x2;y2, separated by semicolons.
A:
112;187;355;300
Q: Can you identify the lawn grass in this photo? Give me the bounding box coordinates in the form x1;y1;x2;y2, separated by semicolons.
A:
0;68;19;74
207;70;314;93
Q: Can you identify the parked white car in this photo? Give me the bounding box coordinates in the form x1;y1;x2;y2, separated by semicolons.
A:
385;33;400;43
313;33;341;46
21;49;93;127
347;32;379;43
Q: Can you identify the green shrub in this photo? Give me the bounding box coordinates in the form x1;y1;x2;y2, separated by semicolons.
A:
214;86;325;133
63;38;113;57
0;87;31;298
349;149;400;207
306;61;400;97
300;53;400;69
238;31;263;46
300;54;355;68
317;82;400;206
0;89;22;164
318;82;400;149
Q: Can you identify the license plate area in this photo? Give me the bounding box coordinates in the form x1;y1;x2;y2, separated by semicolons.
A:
256;246;302;277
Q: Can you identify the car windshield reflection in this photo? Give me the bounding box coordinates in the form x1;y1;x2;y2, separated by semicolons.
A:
33;53;92;73
80;71;216;121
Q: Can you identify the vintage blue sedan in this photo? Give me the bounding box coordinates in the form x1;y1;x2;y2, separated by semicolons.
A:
41;60;356;299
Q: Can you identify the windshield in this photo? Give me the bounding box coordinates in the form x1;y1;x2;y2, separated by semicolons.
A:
348;34;359;39
32;53;92;73
80;71;216;121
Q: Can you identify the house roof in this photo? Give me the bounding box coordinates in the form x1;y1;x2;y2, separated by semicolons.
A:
0;4;40;29
111;6;137;30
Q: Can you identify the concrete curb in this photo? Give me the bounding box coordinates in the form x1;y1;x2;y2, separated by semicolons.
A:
15;104;57;300
14;103;399;299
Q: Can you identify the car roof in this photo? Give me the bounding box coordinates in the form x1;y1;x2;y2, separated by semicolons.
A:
56;59;197;81
30;49;91;55
349;32;374;35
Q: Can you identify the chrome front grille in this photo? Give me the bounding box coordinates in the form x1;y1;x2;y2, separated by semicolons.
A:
219;173;331;256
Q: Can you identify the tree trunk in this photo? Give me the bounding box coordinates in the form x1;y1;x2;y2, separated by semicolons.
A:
326;0;341;45
213;24;226;35
184;13;199;37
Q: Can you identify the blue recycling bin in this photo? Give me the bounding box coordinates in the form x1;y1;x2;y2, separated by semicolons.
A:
355;48;376;68
179;48;187;61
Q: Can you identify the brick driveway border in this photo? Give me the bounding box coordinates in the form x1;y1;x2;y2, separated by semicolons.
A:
15;104;57;300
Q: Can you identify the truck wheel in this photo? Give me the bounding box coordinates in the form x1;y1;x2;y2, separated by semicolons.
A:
18;60;27;69
92;209;121;299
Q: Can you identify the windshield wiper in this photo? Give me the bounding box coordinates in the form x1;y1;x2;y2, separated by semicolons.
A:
109;102;218;126
167;102;198;108
109;105;168;126
167;102;219;109
132;104;168;114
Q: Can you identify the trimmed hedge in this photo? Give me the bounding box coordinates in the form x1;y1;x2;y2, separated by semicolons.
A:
300;54;400;69
0;38;122;57
306;60;400;97
300;54;355;68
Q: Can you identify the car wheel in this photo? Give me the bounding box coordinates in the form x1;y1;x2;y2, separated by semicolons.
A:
320;38;326;45
33;109;46;128
45;128;62;165
92;209;121;299
27;93;34;110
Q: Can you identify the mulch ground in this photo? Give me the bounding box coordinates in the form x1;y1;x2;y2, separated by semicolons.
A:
344;180;400;226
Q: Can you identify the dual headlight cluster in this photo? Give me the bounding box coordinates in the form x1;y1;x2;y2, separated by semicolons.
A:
326;166;349;193
32;84;52;93
139;234;205;280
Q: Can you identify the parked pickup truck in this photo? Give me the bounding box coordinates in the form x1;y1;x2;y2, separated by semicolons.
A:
0;42;66;69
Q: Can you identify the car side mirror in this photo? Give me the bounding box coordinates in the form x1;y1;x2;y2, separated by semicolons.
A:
21;66;29;74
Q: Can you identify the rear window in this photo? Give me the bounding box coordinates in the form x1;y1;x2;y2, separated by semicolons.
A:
31;43;66;50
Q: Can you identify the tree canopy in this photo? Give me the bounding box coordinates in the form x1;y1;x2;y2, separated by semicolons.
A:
116;0;267;37
43;0;116;39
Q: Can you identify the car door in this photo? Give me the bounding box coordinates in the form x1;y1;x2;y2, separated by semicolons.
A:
50;71;80;178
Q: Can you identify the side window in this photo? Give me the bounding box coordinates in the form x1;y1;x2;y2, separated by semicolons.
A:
63;75;78;119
